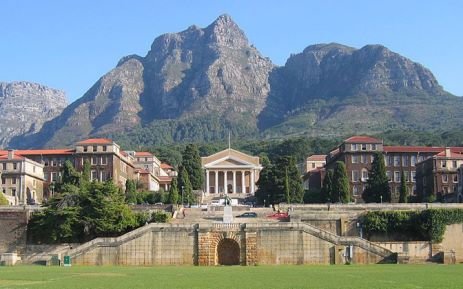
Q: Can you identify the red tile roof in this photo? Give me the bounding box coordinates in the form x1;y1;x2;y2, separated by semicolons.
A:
344;136;383;144
0;154;25;160
161;163;173;169
15;149;75;155
135;152;153;157
435;150;463;159
307;155;326;161
134;168;150;174
76;138;113;145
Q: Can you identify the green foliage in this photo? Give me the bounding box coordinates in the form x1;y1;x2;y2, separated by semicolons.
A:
363;152;390;203
28;180;142;244
255;156;274;206
151;211;171;223
81;160;91;187
303;188;323;204
125;179;138;204
0;193;9;205
284;168;290;204
178;166;194;204
332;161;350;203
321;169;334;203
167;177;179;204
399;171;408;203
363;209;463;243
181;144;203;190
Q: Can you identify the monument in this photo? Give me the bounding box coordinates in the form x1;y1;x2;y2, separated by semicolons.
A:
223;193;233;223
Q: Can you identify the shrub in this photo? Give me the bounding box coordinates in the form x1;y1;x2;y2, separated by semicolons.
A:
151;211;171;223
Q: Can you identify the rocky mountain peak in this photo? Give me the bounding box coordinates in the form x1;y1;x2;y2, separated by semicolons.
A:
205;14;249;48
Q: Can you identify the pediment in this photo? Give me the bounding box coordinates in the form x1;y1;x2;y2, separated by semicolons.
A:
204;155;257;168
214;158;248;166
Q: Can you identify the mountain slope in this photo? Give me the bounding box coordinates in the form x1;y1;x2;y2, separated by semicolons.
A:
0;81;67;148
13;14;273;148
258;43;461;137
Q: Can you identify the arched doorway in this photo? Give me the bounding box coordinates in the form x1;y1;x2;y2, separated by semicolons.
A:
217;238;240;265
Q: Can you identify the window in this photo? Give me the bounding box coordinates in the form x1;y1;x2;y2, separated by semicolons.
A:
311;163;315;168
452;161;457;168
453;175;458;183
361;154;367;164
453;185;457;192
394;171;400;183
442;175;448;183
93;146;97;152
443;187;449;194
1;177;5;185
394;156;400;167
44;173;49;182
33;166;36;173
402;156;409;167
371;144;377;151
12;178;17;185
371;155;375;163
33;179;36;188
413;184;416;192
418;156;425;163
352;155;359;164
101;156;107;165
351;144;358;151
404;171;410;182
353;185;359;196
83;146;88;152
387;156;393;166
92;156;98;165
91;170;98;181
386;171;392;182
352;171;360;182
441;160;447;168
411;171;416;182
12;188;16;197
51;159;57;166
2;163;6;170
361;144;367;151
103;146;107;152
362;170;368;181
411;155;417;166
145;157;148;162
44;160;49;167
51;172;58;182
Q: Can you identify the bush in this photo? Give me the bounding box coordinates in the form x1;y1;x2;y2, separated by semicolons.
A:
0;193;9;205
151;211;171;223
363;209;463;243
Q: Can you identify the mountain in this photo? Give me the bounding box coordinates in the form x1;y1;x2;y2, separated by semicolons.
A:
0;81;67;148
9;16;463;148
12;14;274;148
258;43;462;137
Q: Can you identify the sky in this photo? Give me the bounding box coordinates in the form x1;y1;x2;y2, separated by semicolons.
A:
1;0;462;102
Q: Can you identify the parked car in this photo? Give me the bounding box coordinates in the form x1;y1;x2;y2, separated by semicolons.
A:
267;212;289;219
236;212;258;218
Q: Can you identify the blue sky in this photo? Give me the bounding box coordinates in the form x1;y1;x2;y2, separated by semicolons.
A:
1;0;462;102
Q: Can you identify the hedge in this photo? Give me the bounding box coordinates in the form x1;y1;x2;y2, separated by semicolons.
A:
362;209;463;243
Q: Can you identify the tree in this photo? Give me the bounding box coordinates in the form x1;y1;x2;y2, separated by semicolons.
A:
399;171;408;203
178;165;194;204
125;179;138;204
181;144;204;190
363;152;390;203
255;156;275;206
321;169;334;202
167;177;179;205
332;161;350;203
81;160;91;187
0;193;9;205
284;168;291;204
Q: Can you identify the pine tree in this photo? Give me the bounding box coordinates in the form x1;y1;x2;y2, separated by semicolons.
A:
181;144;204;190
363;152;390;203
178;165;194;204
399;171;408;203
284;167;291;204
321;169;334;202
167;177;179;205
125;180;138;204
255;156;275;206
332;161;350;203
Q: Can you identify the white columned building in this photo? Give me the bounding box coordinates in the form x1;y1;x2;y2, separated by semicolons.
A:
201;148;263;196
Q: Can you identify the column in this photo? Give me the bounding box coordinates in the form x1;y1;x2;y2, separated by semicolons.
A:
224;171;229;194
241;171;246;193
206;170;210;194
215;171;219;194
233;171;236;194
250;169;255;194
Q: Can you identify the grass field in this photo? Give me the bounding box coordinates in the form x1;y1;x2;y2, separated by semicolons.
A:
0;265;462;289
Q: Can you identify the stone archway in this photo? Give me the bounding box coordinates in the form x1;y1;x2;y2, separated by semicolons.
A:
217;238;240;265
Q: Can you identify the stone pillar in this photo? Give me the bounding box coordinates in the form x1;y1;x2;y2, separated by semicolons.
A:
241;171;246;193
215;171;219;194
206;170;210;194
250;169;255;194
233;171;236;194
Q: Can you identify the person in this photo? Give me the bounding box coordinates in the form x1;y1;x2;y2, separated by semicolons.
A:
182;209;186;219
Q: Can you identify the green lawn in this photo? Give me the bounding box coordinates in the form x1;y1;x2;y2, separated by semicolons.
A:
0;265;462;289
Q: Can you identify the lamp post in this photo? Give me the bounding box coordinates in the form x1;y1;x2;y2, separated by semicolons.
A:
267;194;270;208
380;195;383;204
181;186;184;206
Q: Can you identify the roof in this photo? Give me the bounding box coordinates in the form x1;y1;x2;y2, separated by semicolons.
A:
0;154;25;161
344;136;383;144
161;163;173;169
134;168;150;174
135;152;153;157
14;149;75;155
435;150;463;159
307;155;326;162
76;138;113;145
383;146;463;153
158;176;173;183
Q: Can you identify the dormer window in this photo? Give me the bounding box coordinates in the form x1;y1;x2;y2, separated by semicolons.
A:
361;144;367;151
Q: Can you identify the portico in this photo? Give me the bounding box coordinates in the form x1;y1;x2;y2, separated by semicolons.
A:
201;149;262;195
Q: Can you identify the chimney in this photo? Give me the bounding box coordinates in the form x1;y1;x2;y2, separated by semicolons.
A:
7;149;14;160
445;147;451;157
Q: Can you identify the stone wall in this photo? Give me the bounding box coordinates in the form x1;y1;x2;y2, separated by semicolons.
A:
0;207;36;254
440;224;463;264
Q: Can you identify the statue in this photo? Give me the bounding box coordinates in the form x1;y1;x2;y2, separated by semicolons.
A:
222;193;233;223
